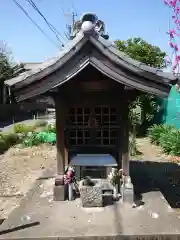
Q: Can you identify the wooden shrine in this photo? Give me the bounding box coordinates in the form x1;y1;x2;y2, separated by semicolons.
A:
5;13;179;202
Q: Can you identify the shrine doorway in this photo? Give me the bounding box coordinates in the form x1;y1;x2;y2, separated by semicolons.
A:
67;106;120;147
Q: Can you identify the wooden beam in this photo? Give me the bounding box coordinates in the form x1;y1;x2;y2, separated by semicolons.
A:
54;93;67;176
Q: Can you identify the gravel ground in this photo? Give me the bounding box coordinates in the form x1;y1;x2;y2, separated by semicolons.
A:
0;144;57;220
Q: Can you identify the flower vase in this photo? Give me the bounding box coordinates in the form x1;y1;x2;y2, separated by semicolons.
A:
68;183;73;201
113;184;118;199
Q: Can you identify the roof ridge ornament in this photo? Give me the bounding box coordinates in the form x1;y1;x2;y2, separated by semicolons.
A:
71;13;109;40
81;21;95;35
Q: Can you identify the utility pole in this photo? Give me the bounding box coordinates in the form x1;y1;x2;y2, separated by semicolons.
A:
64;11;77;40
72;11;77;29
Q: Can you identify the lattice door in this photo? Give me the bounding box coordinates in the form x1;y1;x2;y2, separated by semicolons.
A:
67;106;120;147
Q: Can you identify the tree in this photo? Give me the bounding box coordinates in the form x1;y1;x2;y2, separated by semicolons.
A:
0;43;25;103
115;37;168;136
115;37;167;68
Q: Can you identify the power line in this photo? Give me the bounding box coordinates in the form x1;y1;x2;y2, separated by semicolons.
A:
64;31;69;40
13;0;60;48
27;0;66;44
56;0;65;13
57;0;70;12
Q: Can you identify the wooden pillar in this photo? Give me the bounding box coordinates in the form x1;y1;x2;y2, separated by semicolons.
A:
117;107;122;169
117;89;130;174
121;88;138;175
121;94;130;176
64;147;69;169
53;92;68;201
55;94;66;176
121;89;134;205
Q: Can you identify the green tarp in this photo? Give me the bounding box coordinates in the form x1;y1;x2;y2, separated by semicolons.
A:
36;132;56;143
161;86;180;128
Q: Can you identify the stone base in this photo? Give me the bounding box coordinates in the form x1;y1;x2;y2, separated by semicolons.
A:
53;185;65;201
103;193;113;206
80;186;103;207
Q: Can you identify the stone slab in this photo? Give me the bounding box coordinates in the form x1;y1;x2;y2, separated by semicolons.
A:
53;185;65;201
0;177;180;239
80;186;103;207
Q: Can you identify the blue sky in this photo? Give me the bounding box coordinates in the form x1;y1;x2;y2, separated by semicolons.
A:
1;0;173;63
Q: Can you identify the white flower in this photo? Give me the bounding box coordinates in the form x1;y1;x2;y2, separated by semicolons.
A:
108;172;113;180
27;132;32;137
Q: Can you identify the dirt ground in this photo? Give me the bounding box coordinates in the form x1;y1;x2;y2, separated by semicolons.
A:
132;137;169;162
0;144;57;220
0;138;175;221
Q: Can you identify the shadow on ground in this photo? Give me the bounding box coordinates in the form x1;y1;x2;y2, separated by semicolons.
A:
0;219;4;226
0;221;40;235
130;161;180;209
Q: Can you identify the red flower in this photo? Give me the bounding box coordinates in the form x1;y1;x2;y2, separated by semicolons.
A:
169;41;174;48
174;43;179;51
167;29;176;38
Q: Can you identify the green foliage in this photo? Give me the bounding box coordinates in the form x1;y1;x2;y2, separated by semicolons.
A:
129;135;139;156
47;123;56;133
23;133;43;147
23;132;56;147
34;120;47;128
22;122;56;147
0;123;56;153
0;122;56;153
0;132;20;153
136;94;161;135
129;109;141;124
108;168;123;185
147;124;175;145
1;132;20;146
0;46;25;84
0;138;8;154
14;121;48;135
159;131;180;156
129;106;141;131
0;44;25;103
115;37;168;135
43;123;56;133
37;132;56;144
14;123;35;134
115;37;167;68
136;94;160;121
147;124;180;156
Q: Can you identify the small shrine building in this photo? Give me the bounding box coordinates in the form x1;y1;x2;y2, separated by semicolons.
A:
5;13;179;201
